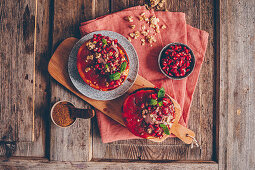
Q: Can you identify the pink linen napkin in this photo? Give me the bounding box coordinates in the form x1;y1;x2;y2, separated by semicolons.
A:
80;6;209;143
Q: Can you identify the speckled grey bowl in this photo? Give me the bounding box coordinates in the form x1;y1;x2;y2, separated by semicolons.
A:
68;30;139;100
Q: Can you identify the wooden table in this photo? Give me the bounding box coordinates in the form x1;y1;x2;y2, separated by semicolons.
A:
0;0;254;169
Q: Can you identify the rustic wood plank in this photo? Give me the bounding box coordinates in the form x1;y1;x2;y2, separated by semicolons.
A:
0;0;34;143
111;0;145;12
166;0;203;160
0;0;50;157
50;0;110;161
198;0;217;161
219;0;255;169
0;158;218;170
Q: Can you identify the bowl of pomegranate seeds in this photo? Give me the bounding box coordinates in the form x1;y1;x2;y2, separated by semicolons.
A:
158;43;195;79
122;87;175;140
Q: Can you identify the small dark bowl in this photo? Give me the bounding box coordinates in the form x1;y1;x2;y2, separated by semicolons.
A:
158;43;195;80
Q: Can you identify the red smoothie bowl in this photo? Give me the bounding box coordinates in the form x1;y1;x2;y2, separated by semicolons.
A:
122;87;175;140
158;43;195;80
77;34;129;91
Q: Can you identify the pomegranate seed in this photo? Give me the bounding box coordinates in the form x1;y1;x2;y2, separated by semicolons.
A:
110;81;114;85
151;94;157;99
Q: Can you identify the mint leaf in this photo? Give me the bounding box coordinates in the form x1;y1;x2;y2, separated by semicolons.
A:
120;62;127;73
102;38;107;45
109;72;121;80
158;101;163;106
149;99;157;106
105;64;109;69
160;124;170;135
158;87;165;98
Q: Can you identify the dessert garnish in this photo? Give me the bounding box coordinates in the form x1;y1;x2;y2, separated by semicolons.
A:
124;13;166;46
122;87;175;139
77;34;129;91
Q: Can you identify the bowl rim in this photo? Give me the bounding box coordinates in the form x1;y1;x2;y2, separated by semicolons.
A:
158;42;196;80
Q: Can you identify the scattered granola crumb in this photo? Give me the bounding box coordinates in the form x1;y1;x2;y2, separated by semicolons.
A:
124;16;134;22
129;25;136;29
140;12;145;16
146;35;156;43
129;33;135;38
127;37;132;42
141;25;146;30
135;31;140;35
141;38;145;45
144;17;149;23
134;31;140;39
146;0;166;11
141;31;148;36
138;16;143;21
161;25;166;29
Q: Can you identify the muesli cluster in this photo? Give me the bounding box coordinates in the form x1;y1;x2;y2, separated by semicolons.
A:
145;0;166;11
124;12;166;46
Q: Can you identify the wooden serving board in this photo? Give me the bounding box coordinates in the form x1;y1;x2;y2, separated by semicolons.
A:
48;37;195;144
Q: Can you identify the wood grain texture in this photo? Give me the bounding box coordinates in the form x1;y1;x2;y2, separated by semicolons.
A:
49;0;111;161
219;0;255;169
0;0;50;158
0;158;218;170
50;0;91;162
0;0;34;143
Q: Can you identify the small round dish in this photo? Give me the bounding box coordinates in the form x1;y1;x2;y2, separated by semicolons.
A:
158;43;195;80
68;30;139;100
50;101;76;128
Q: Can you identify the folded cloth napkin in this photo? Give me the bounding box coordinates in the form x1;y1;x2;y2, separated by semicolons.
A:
80;6;209;143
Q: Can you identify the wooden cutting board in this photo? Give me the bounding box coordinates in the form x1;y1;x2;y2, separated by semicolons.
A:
48;37;195;144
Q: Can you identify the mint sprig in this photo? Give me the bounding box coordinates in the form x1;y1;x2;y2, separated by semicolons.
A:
109;72;121;80
149;99;157;106
102;38;107;45
120;62;127;73
158;87;165;98
160;124;170;135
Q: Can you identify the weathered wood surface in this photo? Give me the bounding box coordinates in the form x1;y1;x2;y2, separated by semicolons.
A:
1;0;254;169
0;0;49;158
219;0;255;170
92;0;216;161
49;0;97;162
0;0;34;143
0;158;218;170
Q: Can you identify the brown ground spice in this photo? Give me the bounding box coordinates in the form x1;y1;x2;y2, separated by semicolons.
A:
52;101;76;127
